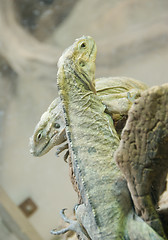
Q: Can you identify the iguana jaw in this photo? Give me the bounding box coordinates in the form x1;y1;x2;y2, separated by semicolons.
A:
29;132;57;157
30;127;66;157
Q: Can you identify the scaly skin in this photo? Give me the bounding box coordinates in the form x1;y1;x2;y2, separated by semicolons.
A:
29;76;147;208
52;36;165;240
30;77;147;157
56;35;131;239
30;36;164;239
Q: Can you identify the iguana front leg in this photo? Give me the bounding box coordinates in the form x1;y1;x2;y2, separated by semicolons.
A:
56;143;69;162
51;206;91;240
56;143;68;155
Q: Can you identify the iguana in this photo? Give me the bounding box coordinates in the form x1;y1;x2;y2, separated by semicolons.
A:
30;77;147;158
47;36;166;239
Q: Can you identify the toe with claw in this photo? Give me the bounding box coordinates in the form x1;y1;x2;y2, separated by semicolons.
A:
50;208;86;238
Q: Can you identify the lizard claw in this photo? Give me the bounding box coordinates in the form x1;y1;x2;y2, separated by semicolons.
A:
50;208;80;236
51;227;70;235
55;149;69;162
60;208;72;223
63;150;69;162
55;143;69;160
51;208;91;239
55;149;61;157
73;204;80;214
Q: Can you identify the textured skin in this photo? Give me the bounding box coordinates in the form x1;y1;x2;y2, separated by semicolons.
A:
30;36;166;239
125;210;166;240
30;77;147;157
54;36;165;239
95;76;147;114
115;84;168;238
57;36;132;239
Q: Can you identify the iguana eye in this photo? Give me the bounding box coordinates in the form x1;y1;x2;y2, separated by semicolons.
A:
80;42;86;48
36;131;43;141
54;123;60;129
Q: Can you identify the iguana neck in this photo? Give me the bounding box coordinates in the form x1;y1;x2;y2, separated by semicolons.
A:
58;59;96;94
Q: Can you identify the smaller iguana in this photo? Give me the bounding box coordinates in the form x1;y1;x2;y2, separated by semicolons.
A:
30;98;67;157
30;77;147;158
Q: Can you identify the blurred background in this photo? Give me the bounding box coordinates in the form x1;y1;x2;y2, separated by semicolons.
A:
0;0;168;239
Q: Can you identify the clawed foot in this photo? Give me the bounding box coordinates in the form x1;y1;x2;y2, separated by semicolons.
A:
55;143;69;162
63;150;69;162
51;208;82;236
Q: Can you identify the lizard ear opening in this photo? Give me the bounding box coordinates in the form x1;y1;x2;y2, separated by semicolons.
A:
79;61;86;67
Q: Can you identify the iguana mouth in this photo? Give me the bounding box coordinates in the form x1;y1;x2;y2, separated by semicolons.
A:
33;132;58;156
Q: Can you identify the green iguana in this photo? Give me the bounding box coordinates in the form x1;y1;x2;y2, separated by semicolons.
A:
30;77;147;158
46;36;166;239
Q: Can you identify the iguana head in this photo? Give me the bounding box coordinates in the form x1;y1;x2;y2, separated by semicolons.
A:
29;98;66;157
58;36;97;94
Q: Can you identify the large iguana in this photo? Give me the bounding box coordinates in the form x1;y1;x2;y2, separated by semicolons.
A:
44;36;166;239
30;76;147;158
